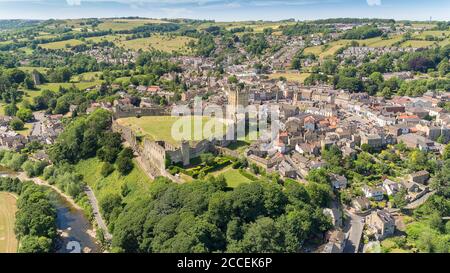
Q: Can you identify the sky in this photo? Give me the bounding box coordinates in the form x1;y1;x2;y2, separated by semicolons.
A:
0;0;448;21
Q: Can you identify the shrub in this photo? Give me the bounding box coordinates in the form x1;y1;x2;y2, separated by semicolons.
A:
101;162;115;177
9;118;24;130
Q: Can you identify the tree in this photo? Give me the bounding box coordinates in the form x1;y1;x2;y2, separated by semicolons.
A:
116;156;133;176
19;236;52;253
392;187;408;209
16;108;33;122
4;103;18;116
9;117;24;130
200;153;215;166
239;217;284;253
100;194;123;224
430;160;450;198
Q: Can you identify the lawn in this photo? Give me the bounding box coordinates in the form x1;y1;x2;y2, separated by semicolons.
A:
268;72;311;83
210;167;256;188
15;123;33;137
75;157;152;204
0;192;18;253
116;116;227;146
39;39;84;50
97;19;169;31
117;35;196;53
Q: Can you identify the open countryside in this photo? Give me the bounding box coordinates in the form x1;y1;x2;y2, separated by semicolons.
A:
0;192;18;253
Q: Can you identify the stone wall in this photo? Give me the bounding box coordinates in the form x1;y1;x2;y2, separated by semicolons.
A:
113;105;170;119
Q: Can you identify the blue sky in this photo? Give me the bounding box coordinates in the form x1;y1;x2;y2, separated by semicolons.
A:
0;0;448;21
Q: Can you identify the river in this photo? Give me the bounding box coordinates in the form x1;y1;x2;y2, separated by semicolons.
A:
1;166;100;253
51;193;101;253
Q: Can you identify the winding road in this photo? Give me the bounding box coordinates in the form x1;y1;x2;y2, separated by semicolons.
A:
84;186;112;240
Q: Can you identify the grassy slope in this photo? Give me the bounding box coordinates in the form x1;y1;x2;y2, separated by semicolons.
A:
117;35;196;53
75;158;152;204
97;19;168;31
39;39;84;50
0;192;18;253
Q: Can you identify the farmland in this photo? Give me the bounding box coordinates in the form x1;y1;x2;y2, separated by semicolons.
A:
117;35;196;53
97;19;169;31
39;39;84;50
0;192;18;253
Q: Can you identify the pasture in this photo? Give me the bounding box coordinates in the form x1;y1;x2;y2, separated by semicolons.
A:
117;35;196;53
0;192;18;253
97;19;168;31
39;39;84;50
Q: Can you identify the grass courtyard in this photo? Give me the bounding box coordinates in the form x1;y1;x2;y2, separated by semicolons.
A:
0;192;18;253
210;166;256;188
116;116;228;146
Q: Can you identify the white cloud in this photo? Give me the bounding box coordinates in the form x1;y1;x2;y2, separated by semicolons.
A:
66;0;82;6
367;0;381;6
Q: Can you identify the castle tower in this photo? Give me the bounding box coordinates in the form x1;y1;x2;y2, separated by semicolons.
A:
181;140;190;167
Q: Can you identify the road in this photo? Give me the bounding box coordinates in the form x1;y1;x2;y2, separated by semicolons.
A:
85;186;112;241
30;111;45;137
343;210;364;253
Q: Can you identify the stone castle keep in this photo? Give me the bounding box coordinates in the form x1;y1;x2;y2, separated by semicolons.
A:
112;115;232;178
112;89;248;177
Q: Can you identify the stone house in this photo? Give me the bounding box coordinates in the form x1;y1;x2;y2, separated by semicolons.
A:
366;209;395;240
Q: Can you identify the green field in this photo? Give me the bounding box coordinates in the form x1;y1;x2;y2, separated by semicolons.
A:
71;72;102;82
304;40;349;59
97;19;168;31
0;192;18;253
35;81;102;92
39;39;84;50
75;158;152;203
414;30;450;39
400;40;436;48
116;116;227;146
85;34;128;44
209;167;256;188
269;72;311;83
18;66;49;74
117;35;196;53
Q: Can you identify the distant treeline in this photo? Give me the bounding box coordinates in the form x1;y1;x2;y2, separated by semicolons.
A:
0;20;42;30
309;18;396;24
